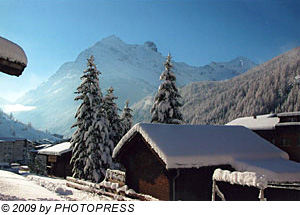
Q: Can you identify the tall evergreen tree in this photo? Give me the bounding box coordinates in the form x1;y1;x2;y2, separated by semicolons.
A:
121;99;133;135
70;55;111;182
103;87;124;152
151;53;183;124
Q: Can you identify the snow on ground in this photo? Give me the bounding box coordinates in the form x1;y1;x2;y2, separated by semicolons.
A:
26;174;112;201
0;170;63;201
0;170;112;201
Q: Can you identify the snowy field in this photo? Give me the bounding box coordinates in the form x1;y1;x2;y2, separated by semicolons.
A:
0;170;112;201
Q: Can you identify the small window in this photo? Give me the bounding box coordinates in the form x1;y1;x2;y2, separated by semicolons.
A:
287;117;298;122
281;139;290;146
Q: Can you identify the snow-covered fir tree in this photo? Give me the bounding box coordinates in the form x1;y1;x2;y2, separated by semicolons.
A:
121;99;133;135
151;53;183;124
103;87;124;152
70;55;112;182
83;106;112;182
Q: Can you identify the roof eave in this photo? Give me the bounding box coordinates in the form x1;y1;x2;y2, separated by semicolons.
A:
0;58;26;76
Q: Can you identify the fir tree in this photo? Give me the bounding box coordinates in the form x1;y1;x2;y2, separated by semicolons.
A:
103;87;124;152
151;53;183;124
83;108;111;182
121;99;133;135
34;156;47;176
70;55;111;182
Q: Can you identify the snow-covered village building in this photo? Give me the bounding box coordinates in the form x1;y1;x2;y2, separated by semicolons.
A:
38;142;72;178
113;123;300;200
0;137;31;164
0;37;27;76
227;111;300;163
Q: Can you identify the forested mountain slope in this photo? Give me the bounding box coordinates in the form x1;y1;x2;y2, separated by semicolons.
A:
133;47;300;125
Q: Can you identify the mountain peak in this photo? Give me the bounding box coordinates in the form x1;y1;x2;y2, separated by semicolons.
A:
232;56;255;63
144;41;158;52
229;56;257;68
95;35;124;46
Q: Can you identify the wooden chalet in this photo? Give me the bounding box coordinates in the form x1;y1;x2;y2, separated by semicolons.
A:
113;123;300;201
227;112;300;162
38;142;72;178
0;37;27;76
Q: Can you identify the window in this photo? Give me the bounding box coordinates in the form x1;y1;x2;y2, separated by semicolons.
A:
287;117;298;122
281;138;290;146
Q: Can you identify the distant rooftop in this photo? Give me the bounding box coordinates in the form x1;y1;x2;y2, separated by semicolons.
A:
0;137;28;142
227;112;300;130
38;142;71;156
277;111;300;117
226;113;279;130
276;122;300;127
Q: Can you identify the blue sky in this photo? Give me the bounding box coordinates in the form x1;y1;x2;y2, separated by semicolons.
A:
0;0;300;102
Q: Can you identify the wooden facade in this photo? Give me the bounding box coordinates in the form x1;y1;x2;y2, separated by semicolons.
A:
118;133;170;200
253;113;300;162
45;151;72;178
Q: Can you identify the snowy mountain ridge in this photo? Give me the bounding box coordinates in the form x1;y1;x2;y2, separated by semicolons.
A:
14;35;256;136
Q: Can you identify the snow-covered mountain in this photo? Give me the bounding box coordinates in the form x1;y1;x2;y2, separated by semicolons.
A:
0;109;60;142
14;35;256;136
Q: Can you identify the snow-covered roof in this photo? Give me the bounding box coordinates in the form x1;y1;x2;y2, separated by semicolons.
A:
226;113;279;130
277;111;300;117
0;37;27;65
38;142;71;156
276;122;300;127
0;137;27;142
113;123;300;182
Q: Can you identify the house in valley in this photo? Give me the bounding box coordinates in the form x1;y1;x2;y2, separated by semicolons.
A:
0;137;31;164
113;123;300;201
227;112;300;162
38;142;72;178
